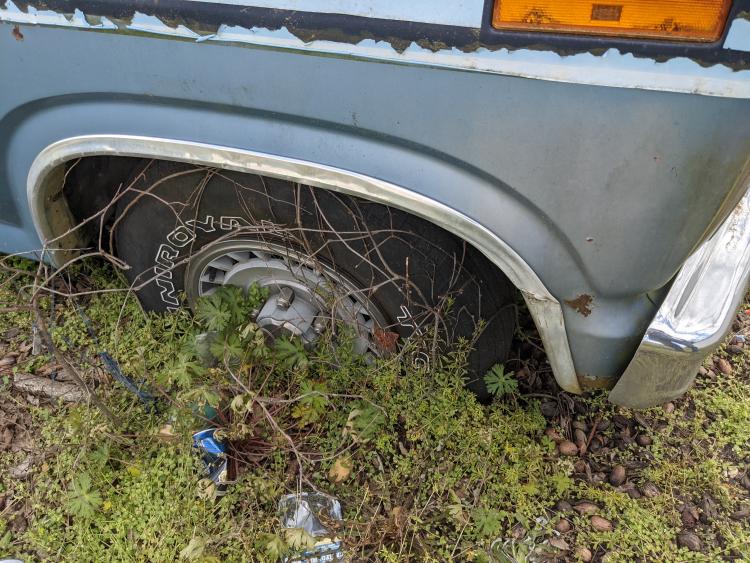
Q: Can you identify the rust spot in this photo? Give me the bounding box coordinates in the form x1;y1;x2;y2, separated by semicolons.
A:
12;25;23;41
565;294;594;317
373;327;399;356
591;4;622;22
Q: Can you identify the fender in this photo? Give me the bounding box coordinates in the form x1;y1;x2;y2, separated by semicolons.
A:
19;123;583;392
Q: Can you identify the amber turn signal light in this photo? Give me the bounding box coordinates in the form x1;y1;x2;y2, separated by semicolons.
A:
492;0;732;42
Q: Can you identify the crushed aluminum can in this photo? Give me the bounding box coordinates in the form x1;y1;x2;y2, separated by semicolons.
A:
278;492;345;562
192;428;231;494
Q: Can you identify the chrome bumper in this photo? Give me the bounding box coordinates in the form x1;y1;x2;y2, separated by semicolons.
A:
609;190;750;408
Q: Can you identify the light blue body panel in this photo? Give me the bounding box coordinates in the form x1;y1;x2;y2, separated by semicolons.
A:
2;9;750;386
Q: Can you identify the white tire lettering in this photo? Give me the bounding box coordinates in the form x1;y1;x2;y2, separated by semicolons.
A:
152;215;249;308
166;225;197;248
219;216;249;230
186;216;216;233
155;275;180;308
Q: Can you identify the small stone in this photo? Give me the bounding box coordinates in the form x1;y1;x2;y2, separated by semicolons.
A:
556;500;573;512
9;457;33;479
574;428;587;445
574;501;599;515
681;508;697;528
730;506;750;521
558;441;579;456
727;345;744;356
4;327;20;340
677;531;702;552
702;497;718;522
636;434;652;446
572;420;588;432
575;547;593;562
10;514;27;534
609;465;626;486
545;427;564;443
0;427;13;451
540;401;559;418
554;518;571;533
716;358;732;375
706;369;717;379
597;418;611;431
697;366;708;376
662;402;675;414
510;522;526;540
548;537;570;551
0;355;16;368
741;472;750;491
642;483;660;498
591;515;614;532
626;487;642;499
612;415;629;429
573;460;587;473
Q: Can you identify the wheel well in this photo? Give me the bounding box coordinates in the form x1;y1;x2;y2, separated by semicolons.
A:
62;155;515;293
27;137;581;394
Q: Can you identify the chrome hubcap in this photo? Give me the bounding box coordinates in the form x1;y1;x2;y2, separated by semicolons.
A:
185;240;386;356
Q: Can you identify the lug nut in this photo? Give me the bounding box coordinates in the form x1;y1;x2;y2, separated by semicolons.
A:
313;318;327;334
276;287;295;309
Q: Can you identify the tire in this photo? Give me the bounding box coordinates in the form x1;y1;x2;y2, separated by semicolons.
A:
113;160;516;397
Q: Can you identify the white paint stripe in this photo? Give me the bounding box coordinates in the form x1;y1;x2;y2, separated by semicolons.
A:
724;18;750;52
181;0;484;28
128;12;200;37
207;24;750;99
0;0;115;28
2;1;749;99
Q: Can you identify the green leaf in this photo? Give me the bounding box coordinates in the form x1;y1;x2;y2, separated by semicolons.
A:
473;508;504;537
285;527;317;550
209;332;244;361
292;381;329;425
179;536;207;560
275;338;309;370
263;534;288;561
550;473;573;496
343;402;385;443
66;473;102;519
483;364;518;397
196;293;231;333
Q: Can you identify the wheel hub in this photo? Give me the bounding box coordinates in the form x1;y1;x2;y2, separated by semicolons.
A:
185;240;386;356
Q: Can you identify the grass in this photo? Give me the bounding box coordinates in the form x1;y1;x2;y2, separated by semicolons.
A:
0;258;749;561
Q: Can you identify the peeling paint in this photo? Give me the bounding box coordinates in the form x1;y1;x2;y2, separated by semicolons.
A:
2;0;749;98
0;0;114;29
128;12;201;39
208;24;750;98
565;294;594;317
725;18;750;52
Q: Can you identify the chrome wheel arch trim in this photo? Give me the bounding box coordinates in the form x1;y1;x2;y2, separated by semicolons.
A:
27;134;582;393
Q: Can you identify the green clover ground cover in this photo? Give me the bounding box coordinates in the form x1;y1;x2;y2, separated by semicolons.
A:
0;258;749;561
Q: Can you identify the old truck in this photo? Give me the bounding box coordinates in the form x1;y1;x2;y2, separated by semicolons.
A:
2;0;750;407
